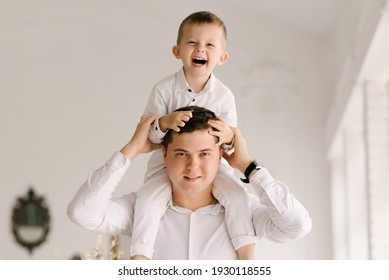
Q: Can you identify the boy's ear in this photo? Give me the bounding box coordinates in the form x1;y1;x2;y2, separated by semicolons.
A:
217;51;229;65
172;45;181;59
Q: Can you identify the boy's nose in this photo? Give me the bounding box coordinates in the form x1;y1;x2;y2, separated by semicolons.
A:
195;46;205;52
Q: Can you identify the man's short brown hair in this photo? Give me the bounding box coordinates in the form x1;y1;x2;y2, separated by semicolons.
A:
163;106;219;148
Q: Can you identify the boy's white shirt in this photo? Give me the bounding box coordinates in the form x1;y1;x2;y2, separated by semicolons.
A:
143;67;237;180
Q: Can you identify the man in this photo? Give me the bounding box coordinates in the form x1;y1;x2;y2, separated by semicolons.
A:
67;106;312;260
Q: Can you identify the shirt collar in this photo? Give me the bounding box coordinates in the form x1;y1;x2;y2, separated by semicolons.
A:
176;67;215;94
167;196;224;215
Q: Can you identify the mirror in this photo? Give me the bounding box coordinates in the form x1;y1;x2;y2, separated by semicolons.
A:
12;187;50;254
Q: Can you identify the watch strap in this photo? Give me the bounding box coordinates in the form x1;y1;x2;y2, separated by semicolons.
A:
240;160;261;183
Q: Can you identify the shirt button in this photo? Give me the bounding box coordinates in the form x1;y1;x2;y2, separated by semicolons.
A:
192;99;195;102
188;89;192;92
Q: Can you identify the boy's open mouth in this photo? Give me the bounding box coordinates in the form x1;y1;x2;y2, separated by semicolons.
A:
193;58;207;65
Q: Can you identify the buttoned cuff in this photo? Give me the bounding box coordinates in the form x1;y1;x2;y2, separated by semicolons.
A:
221;136;234;151
107;151;130;170
250;167;275;189
148;116;167;144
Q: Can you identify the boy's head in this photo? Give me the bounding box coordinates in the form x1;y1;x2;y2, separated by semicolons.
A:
172;11;229;80
163;106;219;148
176;11;227;48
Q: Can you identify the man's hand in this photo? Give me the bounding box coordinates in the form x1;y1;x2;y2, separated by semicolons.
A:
120;115;161;160
222;128;252;174
159;110;193;132
208;116;234;146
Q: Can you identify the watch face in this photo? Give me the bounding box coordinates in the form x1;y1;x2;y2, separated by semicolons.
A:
254;160;264;169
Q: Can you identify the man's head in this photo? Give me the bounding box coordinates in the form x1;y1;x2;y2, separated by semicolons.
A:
162;106;223;199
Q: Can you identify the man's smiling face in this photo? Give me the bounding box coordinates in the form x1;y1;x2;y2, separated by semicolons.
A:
163;128;222;197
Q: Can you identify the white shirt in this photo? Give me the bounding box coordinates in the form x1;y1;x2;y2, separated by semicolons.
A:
67;151;312;260
143;68;237;180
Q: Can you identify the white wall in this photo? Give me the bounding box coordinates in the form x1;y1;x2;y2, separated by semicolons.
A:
0;0;347;259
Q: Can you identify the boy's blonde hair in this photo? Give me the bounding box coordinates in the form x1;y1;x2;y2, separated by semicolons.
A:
176;11;227;48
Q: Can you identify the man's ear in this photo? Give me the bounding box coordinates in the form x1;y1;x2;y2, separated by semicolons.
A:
162;145;167;157
172;45;181;59
217;51;228;65
219;146;224;160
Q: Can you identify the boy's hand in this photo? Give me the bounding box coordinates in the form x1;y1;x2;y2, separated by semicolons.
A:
208;116;234;146
159;110;193;132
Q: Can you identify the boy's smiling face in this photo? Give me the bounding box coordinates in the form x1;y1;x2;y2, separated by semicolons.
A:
172;23;228;80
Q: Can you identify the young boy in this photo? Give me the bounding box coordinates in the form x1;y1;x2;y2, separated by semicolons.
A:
131;11;256;260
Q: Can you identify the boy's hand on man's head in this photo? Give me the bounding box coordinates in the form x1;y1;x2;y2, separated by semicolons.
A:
159;110;193;133
208;116;234;146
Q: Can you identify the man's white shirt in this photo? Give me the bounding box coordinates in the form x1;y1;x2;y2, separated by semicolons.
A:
67;151;312;260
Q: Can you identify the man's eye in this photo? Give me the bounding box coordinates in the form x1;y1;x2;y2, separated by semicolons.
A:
175;153;187;157
200;152;210;157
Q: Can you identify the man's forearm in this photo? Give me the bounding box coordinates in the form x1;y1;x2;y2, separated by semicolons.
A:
67;151;131;232
120;114;160;160
250;169;312;241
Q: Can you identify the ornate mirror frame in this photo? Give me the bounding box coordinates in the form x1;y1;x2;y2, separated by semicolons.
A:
11;187;50;254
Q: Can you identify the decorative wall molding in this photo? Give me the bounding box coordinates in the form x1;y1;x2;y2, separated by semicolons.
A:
235;58;300;121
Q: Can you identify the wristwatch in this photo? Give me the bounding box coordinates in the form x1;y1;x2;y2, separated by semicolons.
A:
240;160;263;183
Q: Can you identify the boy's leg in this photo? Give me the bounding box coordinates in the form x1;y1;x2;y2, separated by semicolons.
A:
236;243;256;260
212;162;257;259
130;169;171;259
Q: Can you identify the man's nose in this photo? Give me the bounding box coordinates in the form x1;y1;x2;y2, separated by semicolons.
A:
187;156;200;170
